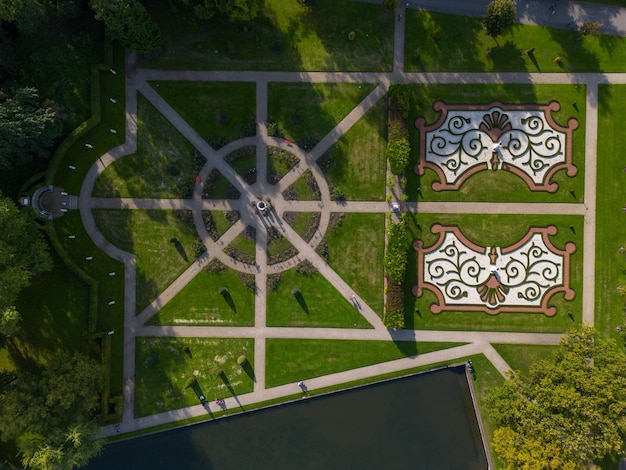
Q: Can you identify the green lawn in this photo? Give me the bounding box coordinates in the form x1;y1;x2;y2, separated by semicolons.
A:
595;85;626;340
406;10;626;73
149;81;255;143
325;213;384;315
405;213;583;333
92;210;198;312
323;98;387;201
148;269;255;327
265;339;467;387
93;95;197;198
135;337;254;417
407;84;586;203
492;344;558;375
268;83;377;143
142;0;394;71
266;268;372;328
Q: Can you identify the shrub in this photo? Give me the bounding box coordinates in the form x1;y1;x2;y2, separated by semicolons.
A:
239;272;255;291
193;238;206;258
388;84;410;119
218;287;228;296
204;258;226;273
267;121;279;136
296;260;317;275
236;354;247;366
387;138;411;175
383;309;404;329
348;31;356;41
268;273;282;291
331;186;345;201
384;219;409;284
292;288;301;296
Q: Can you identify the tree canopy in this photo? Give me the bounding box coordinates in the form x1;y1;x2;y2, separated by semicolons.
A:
0;352;104;468
90;0;163;53
181;0;262;21
482;0;516;40
0;0;79;34
486;326;626;469
0;87;60;170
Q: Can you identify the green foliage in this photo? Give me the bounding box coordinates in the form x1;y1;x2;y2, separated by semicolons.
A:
236;353;247;366
0;0;79;34
0;87;60;170
382;309;404;329
384;283;405;329
486;326;626;469
386;138;410;175
0;306;21;336
90;0;163;53
388;84;409;119
381;0;399;12
384;219;409;284
482;0;516;39
180;0;262;21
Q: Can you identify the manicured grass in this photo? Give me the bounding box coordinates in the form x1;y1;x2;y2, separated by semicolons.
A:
228;231;257;259
267;232;296;258
92;210;198;312
325;213;384;315
9;245;91;367
149;81;255;143
265;339;467;387
287;174;315;200
142;0;394;71
268;83;377;143
51;212;125;396
407;84;586;203
266;268;372;328
324;98;387;201
284;212;318;239
405;213;583;333
492;344;558;375
93;95;197;198
148;269;255;327
595;85;626;340
135;337;254;417
206;211;234;238
406;10;626;73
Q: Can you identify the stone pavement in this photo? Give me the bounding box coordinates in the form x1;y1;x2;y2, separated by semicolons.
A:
72;0;626;437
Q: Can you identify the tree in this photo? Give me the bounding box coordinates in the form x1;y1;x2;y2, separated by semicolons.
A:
89;0;163;53
181;0;262;21
382;0;399;13
0;352;104;468
384;219;409;284
0;87;60;170
482;0;516;42
580;21;603;36
0;306;21;336
0;0;79;34
486;326;626;469
386;137;410;175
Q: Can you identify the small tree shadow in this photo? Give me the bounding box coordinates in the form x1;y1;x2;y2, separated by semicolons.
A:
242;361;256;382
221;291;237;312
170;237;188;262
219;371;245;410
526;49;541;72
294;291;309;314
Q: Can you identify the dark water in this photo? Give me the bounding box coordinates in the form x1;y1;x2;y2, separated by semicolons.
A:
88;366;487;469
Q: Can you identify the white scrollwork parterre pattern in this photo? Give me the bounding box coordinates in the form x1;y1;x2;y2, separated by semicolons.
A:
412;225;576;316
415;101;578;192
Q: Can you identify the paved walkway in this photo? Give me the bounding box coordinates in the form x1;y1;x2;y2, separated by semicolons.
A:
71;0;626;437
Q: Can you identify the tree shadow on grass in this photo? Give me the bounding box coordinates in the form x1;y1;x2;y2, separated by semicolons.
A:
170;237;189;262
221;291;237;312
294;291;309;314
218;372;245;411
241;361;256;382
489;40;528;72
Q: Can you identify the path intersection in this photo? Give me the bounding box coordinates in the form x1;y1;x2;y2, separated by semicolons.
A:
79;1;626;436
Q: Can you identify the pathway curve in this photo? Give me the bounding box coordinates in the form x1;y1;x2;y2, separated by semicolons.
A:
71;2;616;437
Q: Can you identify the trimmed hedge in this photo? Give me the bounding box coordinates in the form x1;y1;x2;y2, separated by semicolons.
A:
384;218;409;285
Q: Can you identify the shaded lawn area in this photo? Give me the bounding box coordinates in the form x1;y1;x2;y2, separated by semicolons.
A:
148;81;255;143
92;210;198;312
405;213;583;333
51;212;125;396
135;337;254;417
265;339;467;387
93;95;197;198
492;344;558;375
287;173;318;200
142;0;394;71
407;84;586;203
268;83;377;143
323;98;387;201
595;85;626;340
266;268;372;328
8;245;91;369
406;9;626;73
325;213;384;315
147;268;255;327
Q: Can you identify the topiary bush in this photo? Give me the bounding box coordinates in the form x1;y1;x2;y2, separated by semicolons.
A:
236;353;247;366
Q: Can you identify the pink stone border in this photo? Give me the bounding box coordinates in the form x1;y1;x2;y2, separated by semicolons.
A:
414;101;579;192
412;224;576;316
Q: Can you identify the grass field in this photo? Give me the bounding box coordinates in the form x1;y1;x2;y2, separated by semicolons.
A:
147;268;255;327
93;95;197;198
406;213;583;333
492;344;559;375
407;84;586;203
266;268;372;328
324;98;387;201
92;210;198;312
268;83;377;143
135;337;254;417
142;0;394;71
265;339;467;387
406;10;626;73
325;213;385;315
595;85;626;340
